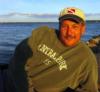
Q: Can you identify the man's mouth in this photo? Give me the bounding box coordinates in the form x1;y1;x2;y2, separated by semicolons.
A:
64;35;75;39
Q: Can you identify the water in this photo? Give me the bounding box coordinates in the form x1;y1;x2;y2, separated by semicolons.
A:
0;21;100;64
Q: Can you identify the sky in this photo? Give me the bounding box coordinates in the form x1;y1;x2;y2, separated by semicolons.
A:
0;0;100;22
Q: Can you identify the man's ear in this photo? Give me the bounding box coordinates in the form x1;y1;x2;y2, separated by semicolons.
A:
81;24;86;35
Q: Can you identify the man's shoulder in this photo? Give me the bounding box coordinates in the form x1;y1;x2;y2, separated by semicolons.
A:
31;26;56;34
30;26;58;41
80;41;97;62
80;41;92;52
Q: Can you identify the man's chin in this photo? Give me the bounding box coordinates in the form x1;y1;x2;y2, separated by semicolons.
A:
60;38;78;47
64;41;78;47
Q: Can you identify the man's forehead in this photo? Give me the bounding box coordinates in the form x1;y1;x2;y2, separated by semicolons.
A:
60;19;80;24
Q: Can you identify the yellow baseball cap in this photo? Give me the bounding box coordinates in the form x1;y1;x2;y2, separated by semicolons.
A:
59;7;85;23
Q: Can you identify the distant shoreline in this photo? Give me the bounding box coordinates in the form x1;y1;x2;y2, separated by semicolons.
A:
0;20;100;23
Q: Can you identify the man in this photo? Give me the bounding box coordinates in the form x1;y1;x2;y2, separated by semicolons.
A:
6;7;98;92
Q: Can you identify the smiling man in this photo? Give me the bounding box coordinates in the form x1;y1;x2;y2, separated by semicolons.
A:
6;7;98;92
59;7;86;47
59;20;85;46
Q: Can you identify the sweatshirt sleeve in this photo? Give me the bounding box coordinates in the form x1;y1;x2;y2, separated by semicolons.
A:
76;54;99;92
7;38;34;92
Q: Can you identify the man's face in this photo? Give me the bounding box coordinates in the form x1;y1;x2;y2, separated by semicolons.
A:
59;20;85;47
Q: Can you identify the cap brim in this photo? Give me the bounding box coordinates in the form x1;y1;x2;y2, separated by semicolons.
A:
59;14;84;23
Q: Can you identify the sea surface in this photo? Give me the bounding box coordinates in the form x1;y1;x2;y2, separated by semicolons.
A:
0;21;100;64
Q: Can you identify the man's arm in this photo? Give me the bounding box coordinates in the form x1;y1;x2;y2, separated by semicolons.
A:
6;38;35;92
76;55;98;92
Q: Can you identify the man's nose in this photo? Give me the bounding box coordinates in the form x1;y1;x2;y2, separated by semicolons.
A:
67;27;73;35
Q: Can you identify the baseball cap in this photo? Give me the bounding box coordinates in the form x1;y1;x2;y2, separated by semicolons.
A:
59;7;85;23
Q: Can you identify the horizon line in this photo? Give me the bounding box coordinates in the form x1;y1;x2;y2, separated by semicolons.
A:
0;20;100;23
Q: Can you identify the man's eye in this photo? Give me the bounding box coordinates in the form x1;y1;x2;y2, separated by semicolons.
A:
73;25;79;29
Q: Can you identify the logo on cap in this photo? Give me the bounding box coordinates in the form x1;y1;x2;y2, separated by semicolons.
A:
67;8;75;14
